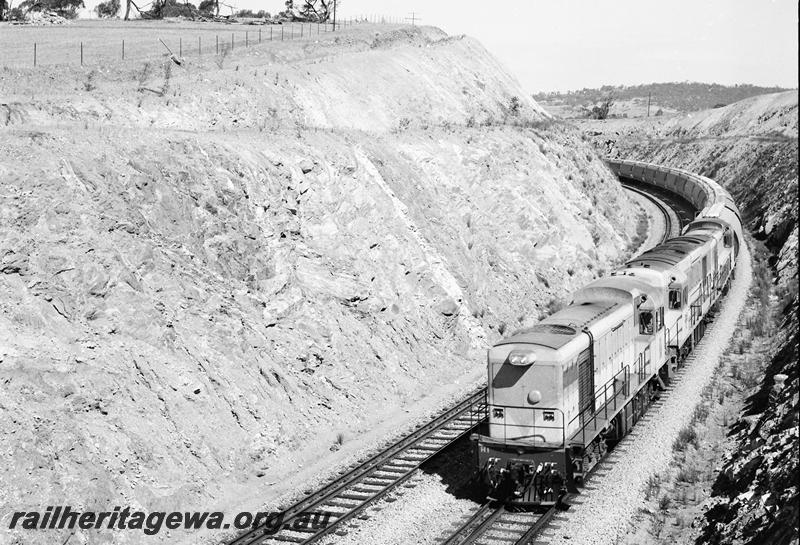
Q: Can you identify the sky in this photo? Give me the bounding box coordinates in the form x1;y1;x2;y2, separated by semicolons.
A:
231;0;799;92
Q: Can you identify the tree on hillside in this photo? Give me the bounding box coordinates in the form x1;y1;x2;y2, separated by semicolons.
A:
588;96;614;120
18;0;84;18
281;0;337;21
0;0;6;21
198;0;217;16
95;0;119;17
299;0;334;21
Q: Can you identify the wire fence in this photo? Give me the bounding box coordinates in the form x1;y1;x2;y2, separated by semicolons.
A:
0;15;411;69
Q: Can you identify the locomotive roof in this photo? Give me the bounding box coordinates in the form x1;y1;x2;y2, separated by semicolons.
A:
497;301;618;350
625;234;711;268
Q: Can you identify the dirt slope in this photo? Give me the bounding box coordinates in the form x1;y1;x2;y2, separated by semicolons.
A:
0;25;638;545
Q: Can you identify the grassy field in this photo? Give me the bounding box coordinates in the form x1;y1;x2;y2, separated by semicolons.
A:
0;19;356;68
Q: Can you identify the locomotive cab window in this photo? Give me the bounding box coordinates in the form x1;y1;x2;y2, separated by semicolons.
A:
639;311;654;335
724;230;733;248
669;289;682;309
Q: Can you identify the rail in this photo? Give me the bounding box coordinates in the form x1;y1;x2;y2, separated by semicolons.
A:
439;503;554;545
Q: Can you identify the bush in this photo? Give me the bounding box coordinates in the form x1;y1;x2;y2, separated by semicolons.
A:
19;0;84;18
588;97;614;119
7;6;25;19
673;425;697;451
198;0;214;14
235;8;268;17
160;0;197;17
143;0;197;18
94;0;119;17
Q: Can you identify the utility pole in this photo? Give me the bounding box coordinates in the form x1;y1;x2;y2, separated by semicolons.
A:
647;92;651;118
332;0;337;31
405;12;420;26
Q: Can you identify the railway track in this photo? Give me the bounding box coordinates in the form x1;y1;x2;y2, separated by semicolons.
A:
227;389;488;545
441;503;555;545
622;181;683;240
227;180;691;545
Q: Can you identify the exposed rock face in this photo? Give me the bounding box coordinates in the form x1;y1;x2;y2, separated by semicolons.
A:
0;26;637;544
578;92;799;545
698;301;798;545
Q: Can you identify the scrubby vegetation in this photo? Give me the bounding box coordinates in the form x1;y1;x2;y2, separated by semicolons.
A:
94;0;119;17
534;82;793;113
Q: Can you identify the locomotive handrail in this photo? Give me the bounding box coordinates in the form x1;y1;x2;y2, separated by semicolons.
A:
568;365;631;446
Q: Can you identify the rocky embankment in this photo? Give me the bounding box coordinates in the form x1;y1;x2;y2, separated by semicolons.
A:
580;92;799;545
0;26;639;544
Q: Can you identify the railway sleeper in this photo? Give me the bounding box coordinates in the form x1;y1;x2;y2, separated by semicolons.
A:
495;521;531;531
432;430;466;439
397;452;430;461
262;534;306;544
409;444;443;452
279;524;322;535
362;476;395;486
420;438;451;447
371;470;405;480
378;466;413;476
375;466;409;476
326;494;362;510
336;490;380;502
478;531;519;542
385;459;420;469
350;483;385;493
316;503;352;516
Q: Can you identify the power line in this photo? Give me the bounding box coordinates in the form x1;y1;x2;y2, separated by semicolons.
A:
405;12;421;26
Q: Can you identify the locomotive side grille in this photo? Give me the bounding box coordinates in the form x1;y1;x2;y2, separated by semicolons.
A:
577;348;594;425
532;324;577;335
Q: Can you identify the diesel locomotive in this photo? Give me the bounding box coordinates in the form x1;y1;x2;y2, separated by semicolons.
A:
473;160;743;505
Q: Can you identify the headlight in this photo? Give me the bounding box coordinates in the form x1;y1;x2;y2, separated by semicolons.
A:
508;349;536;366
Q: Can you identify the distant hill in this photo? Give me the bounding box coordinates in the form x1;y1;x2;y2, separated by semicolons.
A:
534;82;794;114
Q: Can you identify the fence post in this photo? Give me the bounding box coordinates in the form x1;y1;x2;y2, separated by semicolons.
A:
216;35;219;54
179;37;182;57
33;43;37;67
300;23;303;38
270;26;273;41
122;39;125;60
198;36;201;55
281;26;284;40
231;33;234;50
80;42;83;66
246;31;248;47
259;28;261;43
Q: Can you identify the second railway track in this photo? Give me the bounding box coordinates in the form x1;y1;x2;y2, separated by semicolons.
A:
227;390;487;545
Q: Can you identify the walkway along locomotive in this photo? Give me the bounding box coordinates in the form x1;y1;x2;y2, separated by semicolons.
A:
472;160;743;506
